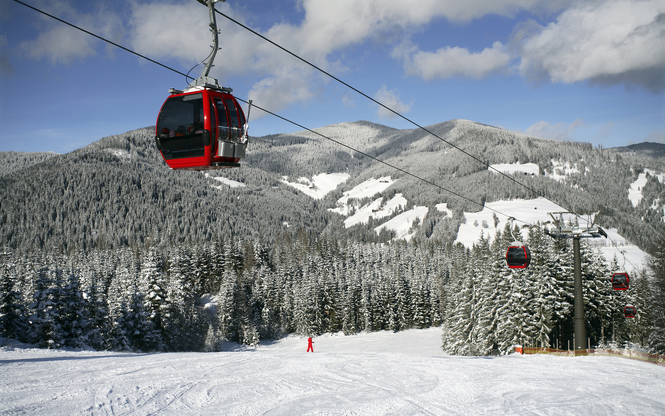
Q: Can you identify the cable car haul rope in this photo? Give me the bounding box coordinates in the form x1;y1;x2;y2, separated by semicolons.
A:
12;0;644;283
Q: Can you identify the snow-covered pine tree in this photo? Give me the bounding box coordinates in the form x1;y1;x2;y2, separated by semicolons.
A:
59;272;90;348
0;264;27;342
526;226;554;349
164;247;207;351
217;265;239;343
125;290;160;352
648;235;665;353
495;224;537;352
110;301;132;351
547;235;575;350
85;275;110;351
27;268;63;349
474;231;504;355
140;247;166;350
441;248;476;355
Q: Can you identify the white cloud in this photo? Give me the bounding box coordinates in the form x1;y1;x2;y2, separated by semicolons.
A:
18;0;122;65
342;95;355;108
247;69;320;117
374;86;411;119
645;128;665;143
524;118;584;141
22;25;96;65
125;0;570;111
593;122;614;141
517;0;665;92
397;41;511;80
128;2;211;65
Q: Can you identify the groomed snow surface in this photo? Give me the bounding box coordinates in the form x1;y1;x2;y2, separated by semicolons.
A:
2;328;664;415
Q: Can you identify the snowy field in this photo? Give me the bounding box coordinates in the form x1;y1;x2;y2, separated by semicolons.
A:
205;173;247;189
490;162;540;176
2;328;664;415
282;173;350;200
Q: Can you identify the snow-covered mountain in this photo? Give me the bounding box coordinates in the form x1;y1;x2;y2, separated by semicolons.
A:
1;118;663;259
2;118;665;359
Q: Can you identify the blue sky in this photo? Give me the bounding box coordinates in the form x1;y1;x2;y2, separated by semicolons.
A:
1;0;664;153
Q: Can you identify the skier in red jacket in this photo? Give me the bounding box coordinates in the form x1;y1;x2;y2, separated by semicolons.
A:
307;337;314;352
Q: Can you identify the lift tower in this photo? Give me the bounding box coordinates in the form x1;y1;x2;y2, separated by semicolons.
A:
545;212;607;355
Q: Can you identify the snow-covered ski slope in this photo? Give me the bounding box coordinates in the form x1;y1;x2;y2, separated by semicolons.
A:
629;169;665;208
2;328;664;415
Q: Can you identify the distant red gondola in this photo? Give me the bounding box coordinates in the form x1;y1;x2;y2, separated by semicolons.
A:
624;305;636;318
612;272;630;290
506;245;531;269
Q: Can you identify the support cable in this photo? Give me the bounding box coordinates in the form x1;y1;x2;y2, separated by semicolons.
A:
8;0;571;226
12;0;194;81
234;97;513;219
215;7;600;227
213;8;542;198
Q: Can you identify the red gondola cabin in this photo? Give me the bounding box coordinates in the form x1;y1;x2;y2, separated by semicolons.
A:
624;305;636;318
155;87;247;170
506;245;531;269
612;272;630;290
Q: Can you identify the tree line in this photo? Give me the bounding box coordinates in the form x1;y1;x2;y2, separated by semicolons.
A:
2;228;663;355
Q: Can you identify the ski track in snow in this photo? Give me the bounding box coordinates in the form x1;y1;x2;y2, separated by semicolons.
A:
2;328;664;415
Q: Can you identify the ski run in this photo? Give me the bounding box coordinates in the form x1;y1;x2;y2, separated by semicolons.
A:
2;328;664;415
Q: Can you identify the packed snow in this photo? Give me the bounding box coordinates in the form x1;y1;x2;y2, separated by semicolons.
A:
286;170;649;268
628;169;664;208
374;206;429;241
329;176;396;216
204;173;246;189
455;198;565;248
281;173;349;199
629;172;648;208
489;162;539;176
436;202;453;218
343;193;407;228
2;328;664;415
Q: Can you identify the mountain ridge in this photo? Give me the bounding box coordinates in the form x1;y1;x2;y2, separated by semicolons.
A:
1;119;664;253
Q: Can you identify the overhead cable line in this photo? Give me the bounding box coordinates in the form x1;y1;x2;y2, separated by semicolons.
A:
605;234;643;275
13;0;521;222
214;6;603;228
233;97;518;219
12;0;195;82
213;8;542;199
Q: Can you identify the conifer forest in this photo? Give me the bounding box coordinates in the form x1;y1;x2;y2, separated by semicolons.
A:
1;121;664;355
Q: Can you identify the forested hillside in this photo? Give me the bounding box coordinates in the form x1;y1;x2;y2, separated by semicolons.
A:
1;119;664;252
1;119;665;354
